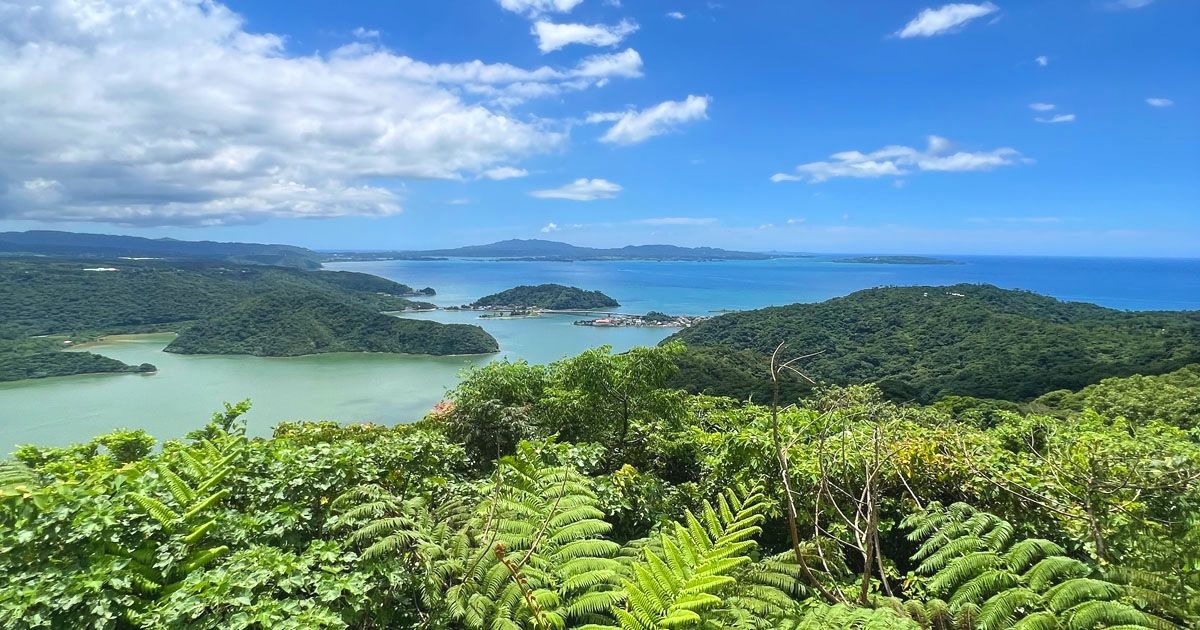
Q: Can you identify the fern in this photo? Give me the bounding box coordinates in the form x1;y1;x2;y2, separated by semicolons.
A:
906;502;1181;630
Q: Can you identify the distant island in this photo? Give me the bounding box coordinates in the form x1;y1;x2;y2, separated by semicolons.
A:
667;284;1200;403
470;284;619;310
0;230;323;270
833;255;961;265
0;258;489;381
166;292;497;357
325;239;791;262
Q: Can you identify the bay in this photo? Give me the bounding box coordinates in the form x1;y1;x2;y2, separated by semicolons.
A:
2;254;1197;454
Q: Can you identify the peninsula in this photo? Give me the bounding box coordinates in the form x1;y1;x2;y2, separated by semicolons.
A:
166;292;497;357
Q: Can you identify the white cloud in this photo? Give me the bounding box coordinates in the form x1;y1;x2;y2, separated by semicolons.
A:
530;178;622;201
0;0;654;225
1110;0;1153;8
497;0;583;17
447;198;471;205
1146;97;1174;107
533;20;638;52
479;167;530;180
633;217;716;226
353;27;380;39
540;222;560;232
666;11;686;19
591;95;711;145
1035;113;1076;123
1035;55;1048;66
772;135;1026;183
786;218;805;225
1029;103;1056;111
895;2;999;38
571;48;644;79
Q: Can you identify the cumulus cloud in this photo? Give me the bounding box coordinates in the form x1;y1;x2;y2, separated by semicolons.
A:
895;2;999;38
589;95;711;145
533;20;638;52
1029;103;1056;111
479;167;530;180
530;178;622;201
786;218;805;225
1035;114;1076;123
497;0;583;17
771;135;1026;183
666;11;686;19
540;222;560;232
1035;55;1048;66
1146;97;1174;107
0;0;651;225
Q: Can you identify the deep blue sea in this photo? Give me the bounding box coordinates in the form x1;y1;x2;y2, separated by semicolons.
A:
328;254;1200;314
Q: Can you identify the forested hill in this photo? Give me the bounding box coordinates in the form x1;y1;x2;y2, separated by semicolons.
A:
0;259;430;336
166;292;497;357
0;230;323;269
667;283;1200;403
0;259;457;380
470;284;619;309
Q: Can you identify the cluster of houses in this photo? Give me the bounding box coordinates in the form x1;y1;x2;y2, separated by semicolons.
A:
573;313;709;328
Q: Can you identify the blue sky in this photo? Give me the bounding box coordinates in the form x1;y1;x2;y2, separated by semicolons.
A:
0;0;1196;256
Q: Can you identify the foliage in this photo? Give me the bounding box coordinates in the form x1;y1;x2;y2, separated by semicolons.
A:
2;341;1199;628
444;343;689;471
668;284;1200;403
471;284;620;310
903;502;1185;629
1033;363;1200;429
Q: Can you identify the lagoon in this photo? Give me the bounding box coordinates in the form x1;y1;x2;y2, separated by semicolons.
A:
2;254;1198;454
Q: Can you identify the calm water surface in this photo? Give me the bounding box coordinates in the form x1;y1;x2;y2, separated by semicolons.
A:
2;255;1197;453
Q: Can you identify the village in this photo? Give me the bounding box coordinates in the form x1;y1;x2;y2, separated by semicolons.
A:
573;312;710;328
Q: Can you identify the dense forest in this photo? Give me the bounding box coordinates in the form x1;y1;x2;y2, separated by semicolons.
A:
166;292;498;357
0;333;156;382
668;284;1200;403
0;259;470;380
471;284;620;310
0;259;433;336
1;344;1196;628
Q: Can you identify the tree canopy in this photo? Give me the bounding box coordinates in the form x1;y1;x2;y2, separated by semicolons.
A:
667;284;1200;403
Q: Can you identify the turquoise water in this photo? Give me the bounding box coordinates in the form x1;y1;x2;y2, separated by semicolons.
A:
2;255;1197;453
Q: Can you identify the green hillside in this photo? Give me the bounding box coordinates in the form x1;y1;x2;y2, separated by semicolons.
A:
166;292;497;357
667;283;1200;402
0;259;431;336
471;283;619;309
0;259;448;380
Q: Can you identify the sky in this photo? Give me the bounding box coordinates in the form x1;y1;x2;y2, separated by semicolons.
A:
0;0;1196;256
